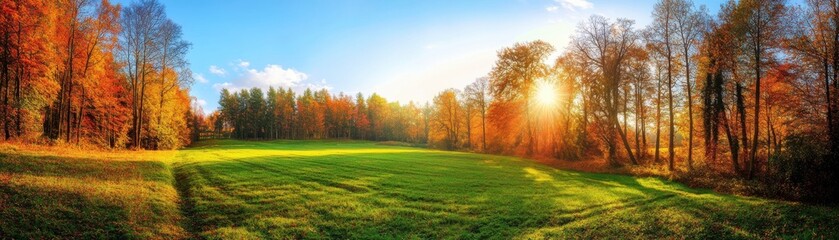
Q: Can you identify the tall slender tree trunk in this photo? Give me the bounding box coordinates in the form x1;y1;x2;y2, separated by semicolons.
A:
65;76;73;143
1;36;9;140
667;52;675;171
2;64;8;140
685;47;694;171
624;86;628;136
466;108;472;149
138;73;147;149
616;82;637;165
824;60;833;153
831;4;839;157
736;83;748;177
14;25;23;137
749;41;762;180
63;12;81;143
641;94;647;159
655;74;662;164
77;88;84;144
526;99;534;155
722;110;740;174
635;87;641;162
14;66;20;138
482;109;487;153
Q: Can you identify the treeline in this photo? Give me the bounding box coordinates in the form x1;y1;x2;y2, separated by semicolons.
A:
216;88;429;143
0;0;198;149
213;85;492;151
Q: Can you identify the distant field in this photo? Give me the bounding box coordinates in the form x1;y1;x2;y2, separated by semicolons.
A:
174;140;839;239
1;140;838;239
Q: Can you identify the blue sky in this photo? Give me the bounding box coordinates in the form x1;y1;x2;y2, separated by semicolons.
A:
124;0;735;112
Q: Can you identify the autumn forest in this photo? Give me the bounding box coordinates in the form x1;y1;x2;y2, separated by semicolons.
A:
1;0;196;149
2;0;839;238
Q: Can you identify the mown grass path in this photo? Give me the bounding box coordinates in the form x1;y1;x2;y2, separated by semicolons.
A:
173;140;839;239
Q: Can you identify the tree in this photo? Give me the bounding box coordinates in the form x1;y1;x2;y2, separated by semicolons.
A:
279;88;296;139
489;40;554;155
649;0;680;170
786;0;839;164
672;0;708;170
0;0;53;140
119;0;168;148
422;102;431;144
460;91;474;149
572;15;639;165
624;46;652;161
249;87;266;139
353;92;369;140
40;0;123;145
699;18;742;173
730;0;786;179
651;45;666;165
431;89;462;150
155;18;191;140
0;0;193;149
367;93;387;141
554;51;593;159
297;89;318;139
465;77;491;152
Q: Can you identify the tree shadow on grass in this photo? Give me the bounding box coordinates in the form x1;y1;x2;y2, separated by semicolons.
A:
0;151;187;239
516;167;839;239
0;184;134;239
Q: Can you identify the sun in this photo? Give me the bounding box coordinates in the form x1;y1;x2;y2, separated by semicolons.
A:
534;79;558;108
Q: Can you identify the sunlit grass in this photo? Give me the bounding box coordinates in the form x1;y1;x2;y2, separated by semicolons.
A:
175;139;839;239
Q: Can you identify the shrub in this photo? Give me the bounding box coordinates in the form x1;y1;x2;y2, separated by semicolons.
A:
766;134;836;203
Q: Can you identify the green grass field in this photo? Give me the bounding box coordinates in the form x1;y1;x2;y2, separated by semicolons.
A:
2;140;838;239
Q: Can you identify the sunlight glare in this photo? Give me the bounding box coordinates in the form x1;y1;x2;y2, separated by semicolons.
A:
534;80;558;108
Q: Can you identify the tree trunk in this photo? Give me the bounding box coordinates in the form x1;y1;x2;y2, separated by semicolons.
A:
722;110;740;174
617;116;638;165
482;108;487;153
635;86;641;162
749;44;762;180
736;83;748;177
77;88;84;144
668;58;675;171
685;47;694;171
655;74;662;164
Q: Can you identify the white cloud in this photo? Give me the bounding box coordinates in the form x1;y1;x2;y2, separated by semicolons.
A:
242;64;307;88
213;82;234;90
555;0;593;11
212;62;326;93
546;6;559;12
304;79;332;91
193;73;208;83
209;65;226;76
237;60;250;68
197;99;207;106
